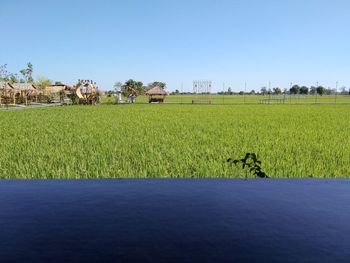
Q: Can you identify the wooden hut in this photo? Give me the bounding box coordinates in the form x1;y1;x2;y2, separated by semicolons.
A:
44;84;73;99
12;83;38;103
145;86;168;103
12;83;37;95
0;81;15;93
46;84;71;94
0;81;16;104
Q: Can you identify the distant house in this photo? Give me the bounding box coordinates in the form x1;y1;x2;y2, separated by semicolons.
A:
145;86;169;103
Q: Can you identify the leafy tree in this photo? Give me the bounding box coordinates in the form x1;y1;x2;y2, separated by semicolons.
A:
148;81;166;89
340;86;348;95
0;64;9;81
316;86;325;96
9;74;19;84
227;87;232;95
35;76;52;91
122;79;144;97
0;64;19;83
46;95;53;103
20;62;34;83
59;90;65;103
260;87;268;95
290;85;300;94
310;86;317;94
250;90;255;95
300;86;309;95
272;87;282;95
324;88;334;95
107;90;113;97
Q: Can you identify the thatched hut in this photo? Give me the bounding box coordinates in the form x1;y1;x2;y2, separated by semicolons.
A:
12;83;37;95
0;82;16;104
44;84;72;98
12;83;38;103
146;86;168;103
0;81;15;92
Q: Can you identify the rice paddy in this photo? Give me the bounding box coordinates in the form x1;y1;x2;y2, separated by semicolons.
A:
0;103;349;178
103;94;350;105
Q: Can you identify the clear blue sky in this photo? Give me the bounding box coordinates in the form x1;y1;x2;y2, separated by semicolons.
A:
1;0;349;92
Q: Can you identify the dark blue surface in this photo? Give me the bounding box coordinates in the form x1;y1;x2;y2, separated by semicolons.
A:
0;179;350;263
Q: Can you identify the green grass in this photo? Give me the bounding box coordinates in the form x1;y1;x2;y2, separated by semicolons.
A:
103;94;350;105
0;104;349;178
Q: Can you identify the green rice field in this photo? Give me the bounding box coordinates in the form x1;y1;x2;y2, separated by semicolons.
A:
103;94;350;105
0;103;349;178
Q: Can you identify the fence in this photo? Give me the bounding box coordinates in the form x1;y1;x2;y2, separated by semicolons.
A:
102;94;350;105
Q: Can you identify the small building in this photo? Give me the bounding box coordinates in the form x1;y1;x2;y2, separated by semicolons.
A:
45;84;72;96
0;82;16;104
11;83;39;104
145;86;168;103
12;83;38;96
0;81;15;93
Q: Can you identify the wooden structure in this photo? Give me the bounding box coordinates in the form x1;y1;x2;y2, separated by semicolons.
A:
44;84;73;102
0;81;16;105
0;81;14;91
192;80;212;104
146;86;168;103
45;84;71;95
10;83;38;104
260;95;286;104
74;80;100;105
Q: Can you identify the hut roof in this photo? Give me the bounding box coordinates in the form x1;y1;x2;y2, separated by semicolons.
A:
0;81;14;90
146;86;168;96
12;83;37;91
47;84;72;93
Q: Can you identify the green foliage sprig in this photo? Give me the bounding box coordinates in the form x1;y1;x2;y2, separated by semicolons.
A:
227;153;269;178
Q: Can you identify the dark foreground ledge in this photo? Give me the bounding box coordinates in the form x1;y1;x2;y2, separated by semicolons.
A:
0;179;349;263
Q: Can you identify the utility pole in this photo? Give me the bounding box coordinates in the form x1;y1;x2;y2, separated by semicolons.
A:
222;82;225;105
315;81;318;104
181;82;183;104
268;81;271;104
335;81;338;104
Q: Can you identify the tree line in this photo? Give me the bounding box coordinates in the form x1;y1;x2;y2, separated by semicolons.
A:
0;63;34;83
285;85;349;96
219;85;349;96
0;63;62;92
109;82;349;96
106;80;166;97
